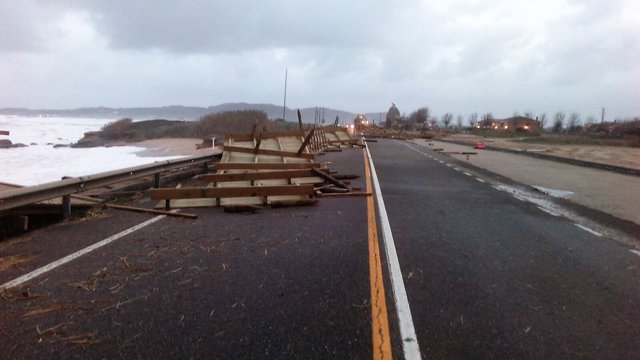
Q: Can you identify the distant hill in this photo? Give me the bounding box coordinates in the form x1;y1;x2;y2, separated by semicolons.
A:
0;103;371;125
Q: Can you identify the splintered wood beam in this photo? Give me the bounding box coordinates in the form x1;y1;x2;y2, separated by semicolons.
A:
199;169;314;182
311;168;349;189
327;139;357;144
225;130;305;141
105;203;198;219
223;145;315;159
297;129;315;155
149;184;315;200
214;162;320;170
0;130;9;135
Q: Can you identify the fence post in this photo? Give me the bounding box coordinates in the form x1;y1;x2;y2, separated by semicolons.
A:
61;176;71;219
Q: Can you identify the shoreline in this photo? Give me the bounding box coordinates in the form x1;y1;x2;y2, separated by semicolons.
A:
112;138;219;157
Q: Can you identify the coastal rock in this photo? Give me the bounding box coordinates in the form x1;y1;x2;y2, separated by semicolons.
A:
71;131;106;148
0;139;28;148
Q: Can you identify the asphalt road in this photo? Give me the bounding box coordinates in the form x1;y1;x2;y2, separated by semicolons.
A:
368;139;640;359
2;139;640;359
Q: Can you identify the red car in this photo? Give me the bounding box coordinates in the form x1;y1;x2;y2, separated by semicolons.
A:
473;142;486;149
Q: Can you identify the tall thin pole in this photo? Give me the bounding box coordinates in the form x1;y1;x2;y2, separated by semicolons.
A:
282;69;288;121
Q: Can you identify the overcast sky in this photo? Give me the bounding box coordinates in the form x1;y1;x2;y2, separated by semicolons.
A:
1;0;638;119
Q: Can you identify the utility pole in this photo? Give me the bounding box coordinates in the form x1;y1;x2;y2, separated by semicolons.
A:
282;69;288;121
601;107;605;123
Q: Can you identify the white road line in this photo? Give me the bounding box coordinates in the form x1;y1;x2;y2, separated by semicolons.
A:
476;178;486;183
446;164;452;167
0;214;169;290
574;224;603;237
439;160;444;164
454;168;461;171
463;172;472;176
366;146;422;360
630;250;640;257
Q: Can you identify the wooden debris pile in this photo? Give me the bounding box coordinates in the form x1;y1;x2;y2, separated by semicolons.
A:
149;126;367;211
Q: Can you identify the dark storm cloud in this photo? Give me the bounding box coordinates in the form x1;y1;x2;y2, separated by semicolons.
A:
62;0;392;53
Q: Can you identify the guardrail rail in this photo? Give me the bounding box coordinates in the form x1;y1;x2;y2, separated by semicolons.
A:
0;154;218;214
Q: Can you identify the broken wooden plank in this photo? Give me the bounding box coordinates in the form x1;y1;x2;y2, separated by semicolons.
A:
214;162;321;170
105;203;198;219
0;130;9;136
149;184;315;200
198;169;315;183
226;130;305;141
311;168;349;189
297;129;315;155
223;145;315;160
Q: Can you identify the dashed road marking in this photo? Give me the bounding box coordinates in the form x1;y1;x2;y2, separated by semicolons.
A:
630;250;640;257
476;178;486;183
463;172;472;176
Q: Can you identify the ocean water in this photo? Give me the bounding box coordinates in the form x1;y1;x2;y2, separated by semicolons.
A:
0;116;184;186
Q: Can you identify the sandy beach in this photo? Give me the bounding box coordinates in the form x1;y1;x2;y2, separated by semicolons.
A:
129;138;221;157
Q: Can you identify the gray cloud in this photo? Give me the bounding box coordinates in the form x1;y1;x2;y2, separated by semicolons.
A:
0;0;638;119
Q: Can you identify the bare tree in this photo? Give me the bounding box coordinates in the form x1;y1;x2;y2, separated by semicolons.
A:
481;113;493;121
441;113;453;129
456;115;464;129
552;112;565;133
468;113;478;127
538;113;547;128
524;111;534;119
567;112;582;133
409;107;430;130
512;111;521;117
429;117;438;129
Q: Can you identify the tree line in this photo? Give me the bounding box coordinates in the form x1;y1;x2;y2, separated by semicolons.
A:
384;104;638;135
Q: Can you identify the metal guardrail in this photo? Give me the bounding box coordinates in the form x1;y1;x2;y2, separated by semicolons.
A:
0;154;218;212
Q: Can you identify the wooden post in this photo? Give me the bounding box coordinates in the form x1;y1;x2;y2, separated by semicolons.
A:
61;176;71;218
297;109;303;130
154;173;161;188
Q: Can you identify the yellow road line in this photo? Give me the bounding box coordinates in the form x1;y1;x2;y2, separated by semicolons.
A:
363;148;393;360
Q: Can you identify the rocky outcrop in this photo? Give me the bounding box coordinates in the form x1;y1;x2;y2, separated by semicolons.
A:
0;139;28;149
71;131;106;148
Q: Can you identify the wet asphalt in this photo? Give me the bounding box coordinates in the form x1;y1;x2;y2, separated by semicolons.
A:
368;139;640;359
1;139;640;359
